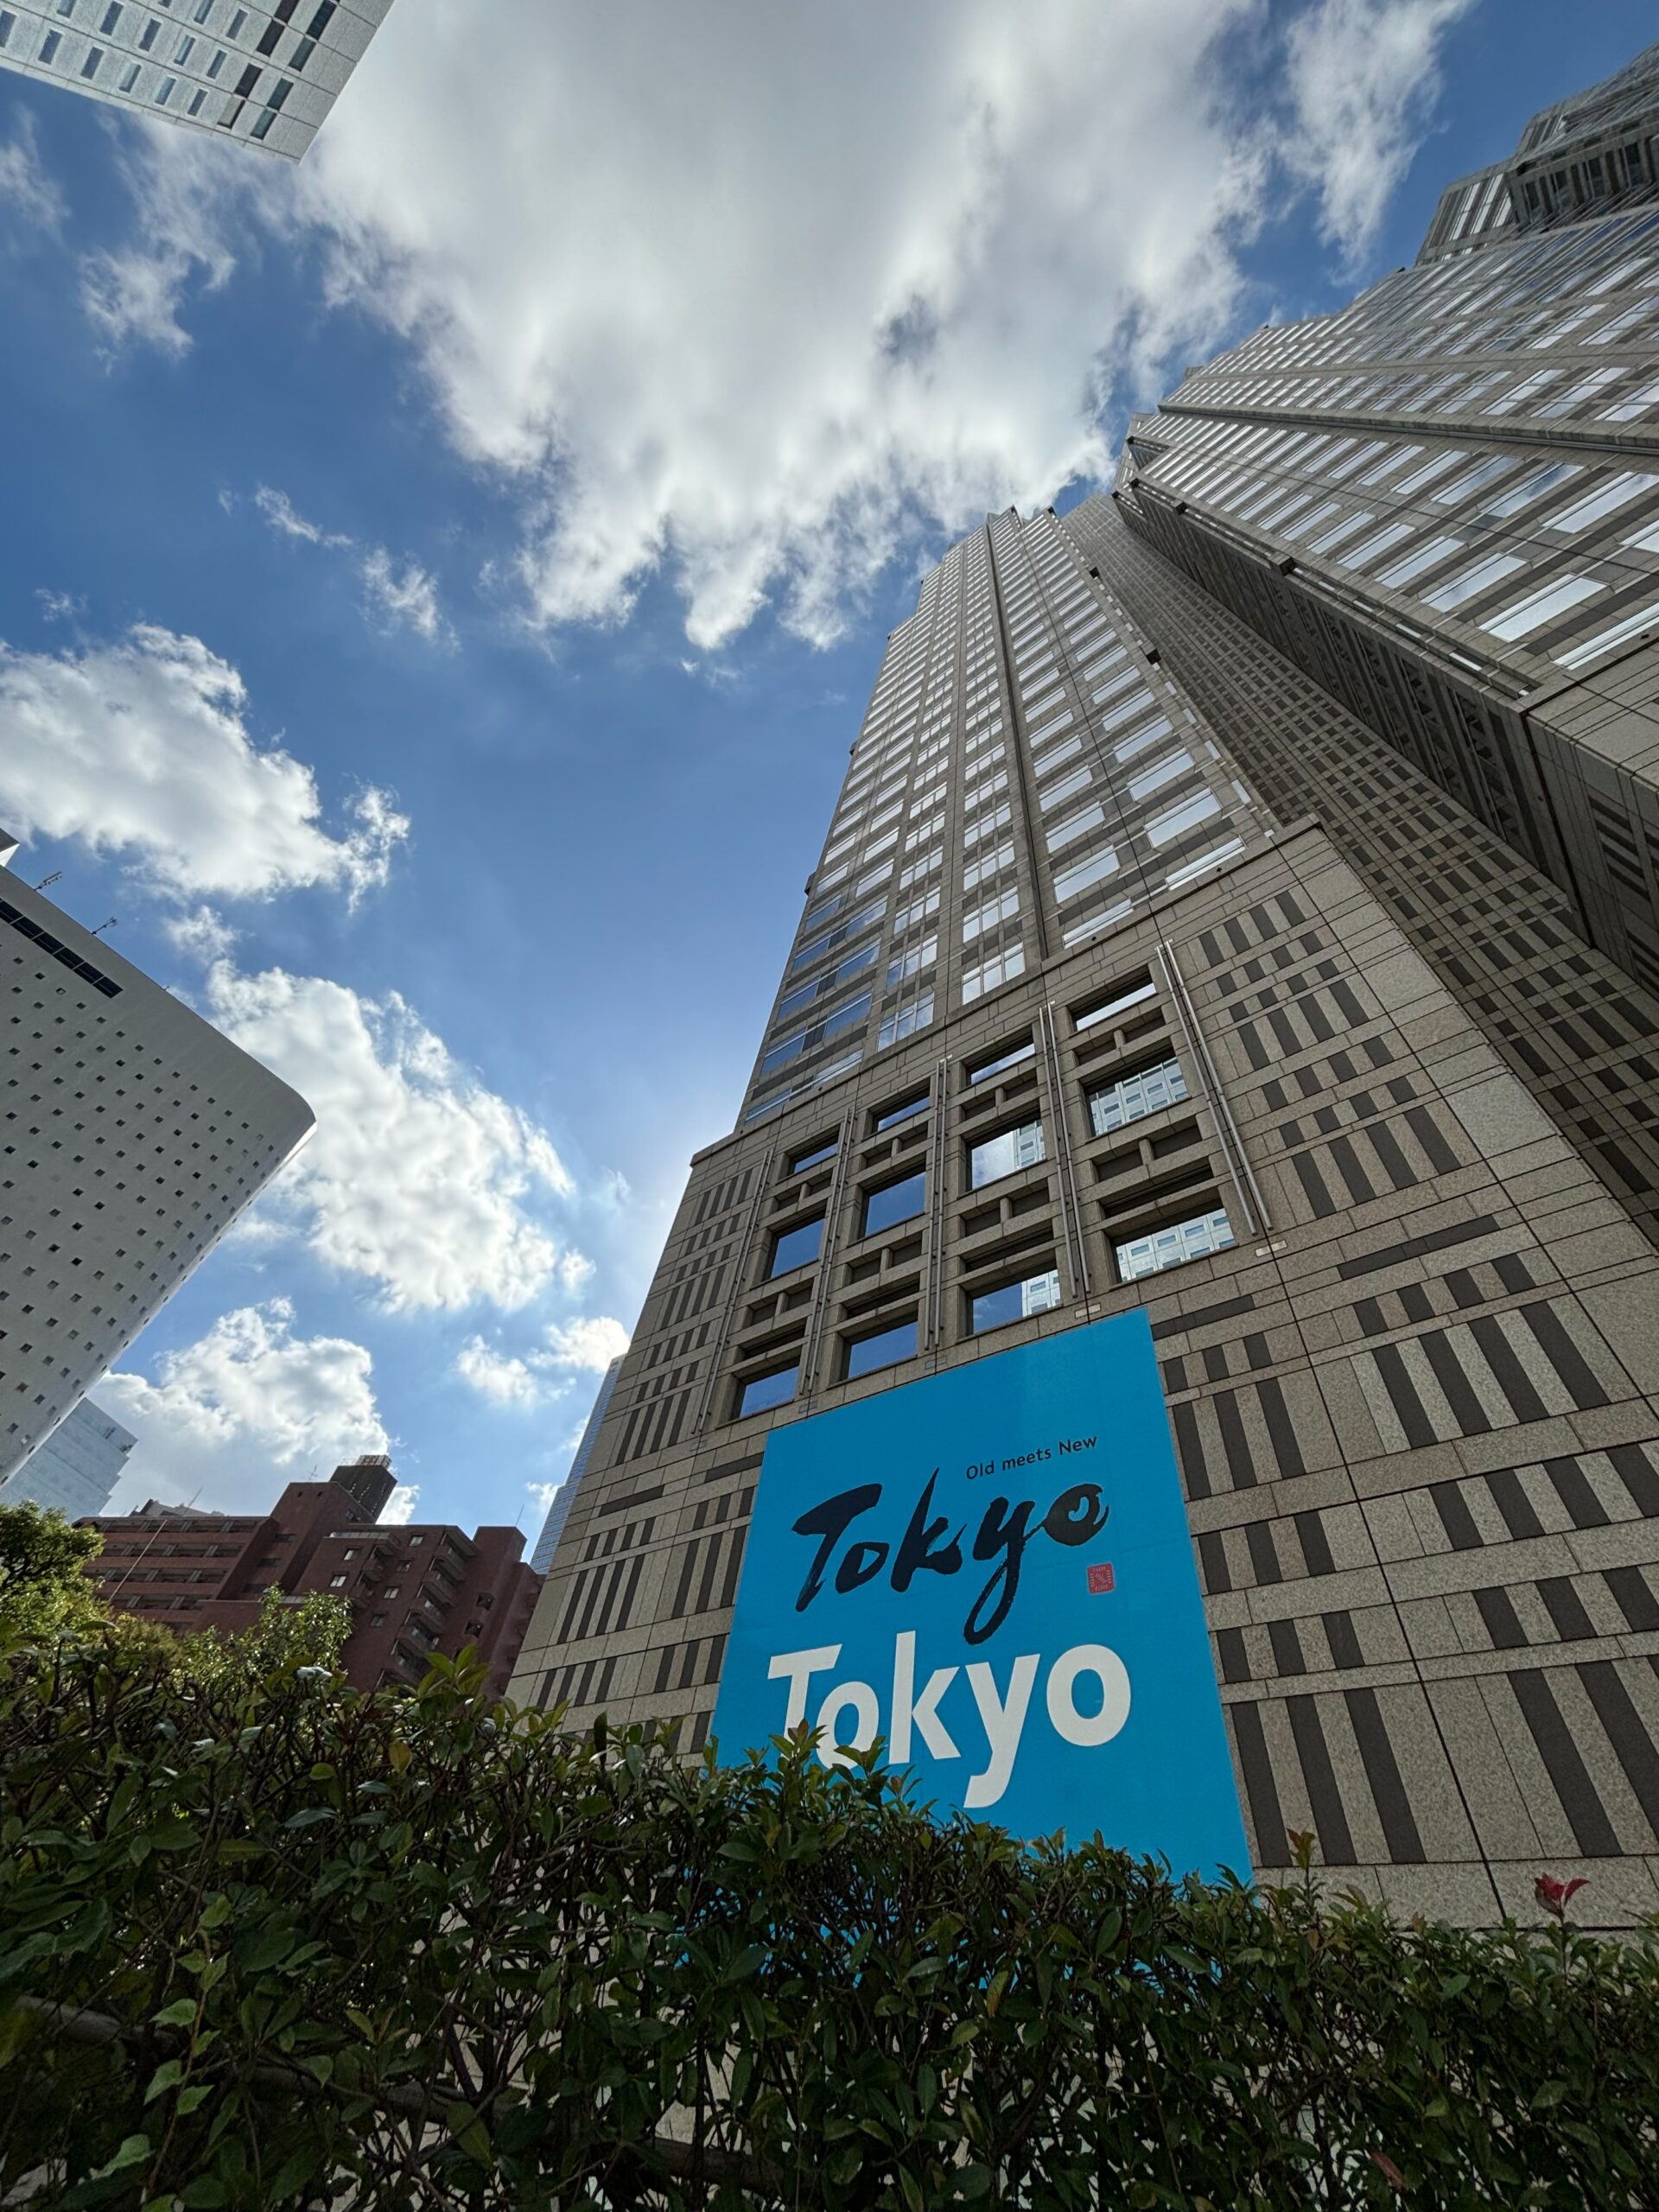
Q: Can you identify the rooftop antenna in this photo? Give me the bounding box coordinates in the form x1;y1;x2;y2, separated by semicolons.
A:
90;918;118;938
34;872;61;892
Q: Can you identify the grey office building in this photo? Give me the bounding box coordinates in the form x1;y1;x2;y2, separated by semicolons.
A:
530;1356;624;1577
0;0;394;159
0;1395;134;1518
512;47;1659;1923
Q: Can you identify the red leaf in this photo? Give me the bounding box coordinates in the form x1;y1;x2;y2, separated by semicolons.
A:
1370;2148;1407;2192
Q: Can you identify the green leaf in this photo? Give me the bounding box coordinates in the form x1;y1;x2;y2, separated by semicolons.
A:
95;2134;152;2177
144;2058;186;2105
1532;2080;1570;2111
180;2178;229;2208
177;2085;212;2116
151;1999;198;2030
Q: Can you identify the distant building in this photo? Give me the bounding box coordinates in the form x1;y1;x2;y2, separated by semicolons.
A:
0;1397;134;1519
0;834;314;1486
81;1455;542;1696
0;0;397;162
530;1354;623;1575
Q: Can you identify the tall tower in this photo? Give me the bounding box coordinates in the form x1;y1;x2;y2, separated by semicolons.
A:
0;0;395;159
0;841;314;1483
511;48;1659;1922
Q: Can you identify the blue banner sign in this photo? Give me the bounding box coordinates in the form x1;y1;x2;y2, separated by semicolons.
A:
711;1313;1249;1878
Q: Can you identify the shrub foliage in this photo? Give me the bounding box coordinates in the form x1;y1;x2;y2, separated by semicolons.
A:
1;1637;1656;2209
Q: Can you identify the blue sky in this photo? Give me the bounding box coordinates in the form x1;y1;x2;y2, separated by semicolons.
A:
0;0;1649;1535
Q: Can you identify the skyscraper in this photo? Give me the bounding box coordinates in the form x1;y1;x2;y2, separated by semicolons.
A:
511;48;1659;1921
0;0;394;159
0;836;314;1484
530;1354;623;1577
0;1395;134;1518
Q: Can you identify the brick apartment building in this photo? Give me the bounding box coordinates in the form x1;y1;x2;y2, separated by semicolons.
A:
82;1454;542;1695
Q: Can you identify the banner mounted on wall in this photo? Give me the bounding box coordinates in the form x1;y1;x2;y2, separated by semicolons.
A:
711;1311;1249;1880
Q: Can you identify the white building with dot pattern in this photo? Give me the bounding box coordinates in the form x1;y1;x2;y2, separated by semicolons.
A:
0;832;314;1484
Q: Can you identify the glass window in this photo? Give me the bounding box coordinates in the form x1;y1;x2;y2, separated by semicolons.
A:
969;1117;1046;1189
1483;573;1602;641
1423;551;1526;612
788;1135;837;1175
1547;472;1658;534
738;1363;798;1418
1338;520;1413;570
769;1216;823;1277
878;993;934;1049
861;1171;926;1236
969;1267;1062;1334
1088;1055;1189;1135
845;1319;918;1380
39;27;60;58
1475;461;1580;522
962;944;1027;1002
1376;535;1465;589
1113;713;1173;761
1074;975;1155;1032
966;1037;1034;1084
886;936;937;987
1098;686;1154;732
1147;789;1221;846
1053;846;1121;903
1116;1206;1236;1282
873;1089;928;1132
1433;454;1515;504
1128;748;1193;801
1390;448;1467;496
1554;596;1659;672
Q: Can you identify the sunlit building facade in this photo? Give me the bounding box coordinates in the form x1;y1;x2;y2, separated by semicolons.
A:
512;48;1659;1922
0;0;393;159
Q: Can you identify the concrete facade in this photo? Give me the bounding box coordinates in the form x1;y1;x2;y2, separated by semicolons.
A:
508;49;1659;1923
0;1394;134;1517
0;0;393;160
0;847;314;1484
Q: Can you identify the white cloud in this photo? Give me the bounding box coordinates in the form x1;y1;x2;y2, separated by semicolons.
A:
1283;0;1477;262
525;1478;563;1516
35;589;84;621
100;1299;387;1515
254;483;351;548
80;127;237;355
360;545;447;640
453;1316;628;1408
163;904;239;964
381;1484;421;1525
205;961;585;1313
0;623;408;902
81;1;1465;650
252;485;448;639
454;1338;550;1408
543;1317;630;1373
0;118;67;238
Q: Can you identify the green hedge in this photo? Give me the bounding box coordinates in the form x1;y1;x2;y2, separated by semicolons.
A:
1;1638;1656;2209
